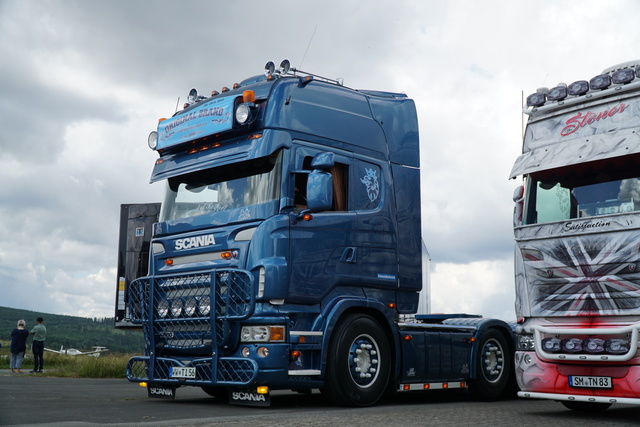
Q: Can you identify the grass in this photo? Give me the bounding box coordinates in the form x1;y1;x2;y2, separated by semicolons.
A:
1;345;135;378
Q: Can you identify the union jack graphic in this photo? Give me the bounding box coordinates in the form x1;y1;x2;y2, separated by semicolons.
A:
520;232;640;316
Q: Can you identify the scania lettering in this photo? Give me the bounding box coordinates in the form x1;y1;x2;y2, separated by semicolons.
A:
120;60;515;407
512;60;640;412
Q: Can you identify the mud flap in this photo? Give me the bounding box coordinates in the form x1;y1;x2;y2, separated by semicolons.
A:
147;385;176;400
228;388;270;407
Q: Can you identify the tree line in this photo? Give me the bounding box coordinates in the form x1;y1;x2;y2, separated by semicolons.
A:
0;306;143;354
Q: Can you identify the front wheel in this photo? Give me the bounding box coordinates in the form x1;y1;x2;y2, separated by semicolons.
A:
561;401;611;412
322;313;391;407
470;329;511;399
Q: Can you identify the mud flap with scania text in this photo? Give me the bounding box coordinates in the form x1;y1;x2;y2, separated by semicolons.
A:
147;385;176;400
228;388;270;407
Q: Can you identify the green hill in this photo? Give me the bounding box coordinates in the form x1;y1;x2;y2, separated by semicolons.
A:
0;306;143;354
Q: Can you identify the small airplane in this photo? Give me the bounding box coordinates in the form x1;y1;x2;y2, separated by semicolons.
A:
44;346;109;357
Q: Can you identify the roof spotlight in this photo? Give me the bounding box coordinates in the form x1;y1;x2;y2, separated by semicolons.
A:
568;80;589;96
547;84;568;102
188;88;198;103
526;88;547;107
279;59;291;75
590;74;611;90
265;61;275;76
612;68;635;85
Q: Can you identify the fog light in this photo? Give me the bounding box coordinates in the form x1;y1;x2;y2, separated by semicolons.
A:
562;338;583;353
170;299;183;317
542;337;561;352
584;338;605;354
157;300;169;318
606;338;630;354
257;347;269;358
241;347;250;357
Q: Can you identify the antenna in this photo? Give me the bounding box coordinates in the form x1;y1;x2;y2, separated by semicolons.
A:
174;96;180;114
299;25;317;70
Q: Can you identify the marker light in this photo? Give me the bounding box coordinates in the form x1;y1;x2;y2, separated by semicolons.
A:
590;74;611;90
257;386;269;395
148;131;158;150
547;84;567;102
243;90;256;103
211;90;219;96
568;80;589;96
612;68;635;85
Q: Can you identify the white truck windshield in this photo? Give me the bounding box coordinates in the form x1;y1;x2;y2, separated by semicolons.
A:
524;155;640;225
160;151;282;222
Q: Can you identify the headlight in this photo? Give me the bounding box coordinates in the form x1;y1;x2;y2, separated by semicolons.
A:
240;325;285;343
148;131;158;150
606;338;630;354
170;299;183;317
516;333;535;351
184;297;197;317
157;300;169;318
235;103;252;125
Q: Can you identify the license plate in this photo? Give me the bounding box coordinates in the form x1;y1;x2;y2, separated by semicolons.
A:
569;375;612;389
170;366;196;379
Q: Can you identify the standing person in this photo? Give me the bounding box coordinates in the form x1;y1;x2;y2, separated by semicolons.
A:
30;317;47;373
10;320;29;373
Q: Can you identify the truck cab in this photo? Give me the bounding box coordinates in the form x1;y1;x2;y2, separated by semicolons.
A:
122;60;514;406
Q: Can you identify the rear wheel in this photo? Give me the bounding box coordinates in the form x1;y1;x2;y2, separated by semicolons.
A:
561;401;611;412
470;329;511;399
322;313;391;407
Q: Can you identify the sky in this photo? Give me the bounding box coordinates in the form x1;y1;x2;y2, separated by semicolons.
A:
1;0;639;321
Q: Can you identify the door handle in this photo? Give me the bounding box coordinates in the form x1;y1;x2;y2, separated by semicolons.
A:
340;247;357;263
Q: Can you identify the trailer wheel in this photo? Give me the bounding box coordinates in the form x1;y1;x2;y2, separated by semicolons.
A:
322;313;391;407
561;401;611;412
470;329;510;399
201;386;228;402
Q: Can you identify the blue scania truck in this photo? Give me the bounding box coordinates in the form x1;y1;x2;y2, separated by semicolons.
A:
119;60;514;406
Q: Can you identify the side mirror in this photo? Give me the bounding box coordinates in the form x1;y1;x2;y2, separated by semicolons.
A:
310;152;335;171
513;185;524;226
307;170;333;212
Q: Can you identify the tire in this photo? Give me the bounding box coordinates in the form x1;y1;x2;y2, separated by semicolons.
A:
201;386;228;401
561;401;612;412
470;329;511;400
322;313;391;407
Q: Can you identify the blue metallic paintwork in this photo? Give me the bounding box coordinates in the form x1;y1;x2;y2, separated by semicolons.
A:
135;71;511;396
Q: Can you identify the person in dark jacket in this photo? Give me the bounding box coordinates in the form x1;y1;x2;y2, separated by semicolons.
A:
10;320;29;373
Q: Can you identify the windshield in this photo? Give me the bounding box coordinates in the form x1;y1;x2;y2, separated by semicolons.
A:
160;151;282;222
524;155;640;225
